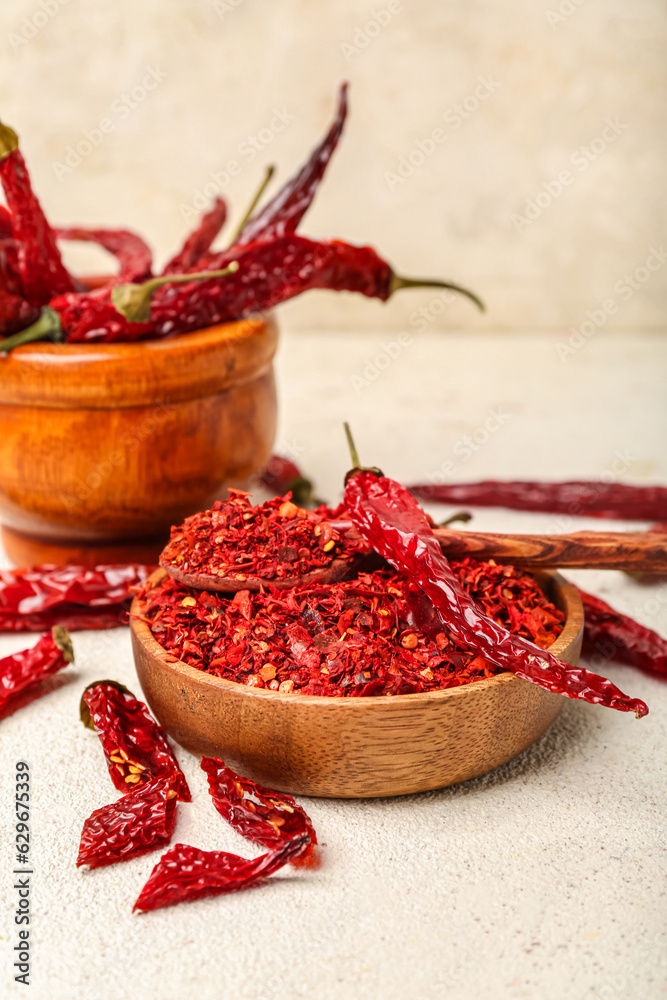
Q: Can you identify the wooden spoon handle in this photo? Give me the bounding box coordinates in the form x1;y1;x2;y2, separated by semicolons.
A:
431;528;667;572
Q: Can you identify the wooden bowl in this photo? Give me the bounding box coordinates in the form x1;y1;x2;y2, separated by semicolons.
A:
0;317;277;565
131;568;584;798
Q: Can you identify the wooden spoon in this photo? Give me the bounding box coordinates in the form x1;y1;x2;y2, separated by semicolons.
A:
431;527;667;573
160;554;362;593
160;527;666;592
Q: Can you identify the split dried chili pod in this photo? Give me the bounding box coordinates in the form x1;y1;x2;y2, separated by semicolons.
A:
344;469;649;717
133;833;309;913
162;197;227;274
80;681;191;801
407;479;667;522
0;120;75;305
0;626;73;708
76;774;178;869
55;227;153;283
201;757;317;861
577;587;667;676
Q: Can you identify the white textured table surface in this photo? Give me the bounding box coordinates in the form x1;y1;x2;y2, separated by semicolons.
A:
2;328;666;1000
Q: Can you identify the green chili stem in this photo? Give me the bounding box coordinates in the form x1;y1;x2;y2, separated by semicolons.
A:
0;307;63;352
111;261;239;323
229;164;276;244
389;273;485;312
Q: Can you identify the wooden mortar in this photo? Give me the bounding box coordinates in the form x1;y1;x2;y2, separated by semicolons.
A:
0;316;277;565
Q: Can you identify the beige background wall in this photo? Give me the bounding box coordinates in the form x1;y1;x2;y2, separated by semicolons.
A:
0;0;665;333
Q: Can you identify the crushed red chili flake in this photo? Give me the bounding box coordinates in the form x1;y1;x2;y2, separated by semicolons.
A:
135;559;565;697
159;489;362;585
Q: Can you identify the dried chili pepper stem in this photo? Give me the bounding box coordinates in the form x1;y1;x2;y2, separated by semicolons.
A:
228;164;276;245
52;625;74;663
111;261;240;323
439;511;473;527
0;122;20;159
389;273;485;311
343;421;383;482
0;305;63;352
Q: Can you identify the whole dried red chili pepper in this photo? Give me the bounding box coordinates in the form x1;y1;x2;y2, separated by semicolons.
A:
201;757;316;860
76;775;178;869
0;604;129;633
0;121;75;304
407;480;667;523
577;587;667;676
133;833;309;913
228;83;348;251
0;626;73;708
0;563;152;616
0;230;483;348
109;235;482;334
55;227;153;283
162;197;227;274
81;681;191;801
150;236;483;324
344;469;648;717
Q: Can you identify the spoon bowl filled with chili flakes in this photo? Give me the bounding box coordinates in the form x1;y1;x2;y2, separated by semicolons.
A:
131;491;583;798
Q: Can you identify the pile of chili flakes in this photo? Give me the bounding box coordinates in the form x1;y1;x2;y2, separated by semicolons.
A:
160;490;361;583
136;558;565;697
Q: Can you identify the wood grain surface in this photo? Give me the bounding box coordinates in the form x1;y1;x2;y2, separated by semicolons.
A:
431;527;667;573
131;568;584;798
0;317;278;555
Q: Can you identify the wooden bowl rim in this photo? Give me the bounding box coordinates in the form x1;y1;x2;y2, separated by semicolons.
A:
130;567;584;710
0;313;279;409
3;314;272;361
